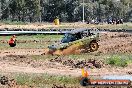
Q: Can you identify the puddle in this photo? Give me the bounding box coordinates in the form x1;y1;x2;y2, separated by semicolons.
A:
102;75;132;81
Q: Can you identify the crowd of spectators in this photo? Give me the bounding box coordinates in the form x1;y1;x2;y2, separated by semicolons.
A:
86;17;124;25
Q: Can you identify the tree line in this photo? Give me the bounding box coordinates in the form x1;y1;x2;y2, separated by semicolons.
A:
0;0;132;22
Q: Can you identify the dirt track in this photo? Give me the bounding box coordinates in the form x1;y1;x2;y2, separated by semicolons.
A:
0;32;132;88
0;55;132;77
0;32;132;77
0;49;44;57
0;32;132;55
98;32;132;54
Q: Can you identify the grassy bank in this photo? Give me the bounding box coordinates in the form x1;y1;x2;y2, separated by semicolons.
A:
0;73;80;88
106;54;132;67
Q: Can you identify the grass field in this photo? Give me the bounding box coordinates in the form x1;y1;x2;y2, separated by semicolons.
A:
0;34;62;49
14;73;79;87
0;73;80;88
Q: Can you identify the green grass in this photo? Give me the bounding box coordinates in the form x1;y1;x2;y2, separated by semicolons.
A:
0;34;62;41
0;20;27;25
106;54;132;67
0;34;63;49
12;73;79;87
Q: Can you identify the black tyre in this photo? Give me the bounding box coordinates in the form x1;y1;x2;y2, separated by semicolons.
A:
89;41;99;52
80;77;90;86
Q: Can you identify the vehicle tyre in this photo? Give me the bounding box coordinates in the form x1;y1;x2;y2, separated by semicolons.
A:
89;41;99;52
80;77;90;86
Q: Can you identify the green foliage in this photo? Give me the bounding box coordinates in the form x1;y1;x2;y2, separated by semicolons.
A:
0;0;132;22
106;55;132;67
0;20;27;25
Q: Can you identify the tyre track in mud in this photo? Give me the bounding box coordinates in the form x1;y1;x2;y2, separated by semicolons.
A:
0;55;132;77
0;49;44;57
98;32;132;54
0;55;81;77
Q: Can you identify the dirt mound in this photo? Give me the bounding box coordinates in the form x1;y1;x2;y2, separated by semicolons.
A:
3;55;26;59
2;55;103;70
1;55;32;63
98;32;132;54
1;55;46;68
43;44;83;55
50;57;104;69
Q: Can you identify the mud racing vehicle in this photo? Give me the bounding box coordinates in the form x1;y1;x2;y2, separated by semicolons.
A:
47;28;99;55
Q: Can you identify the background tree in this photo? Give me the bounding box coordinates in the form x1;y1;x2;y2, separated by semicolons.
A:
0;0;131;22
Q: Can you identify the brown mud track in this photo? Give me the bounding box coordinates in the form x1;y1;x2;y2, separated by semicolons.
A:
0;55;132;88
0;32;132;55
98;32;132;54
0;49;44;57
50;56;104;68
0;32;132;88
0;55;132;77
0;55;81;76
0;32;131;76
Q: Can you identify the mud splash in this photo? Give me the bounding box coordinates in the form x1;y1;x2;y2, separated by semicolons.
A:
53;44;83;55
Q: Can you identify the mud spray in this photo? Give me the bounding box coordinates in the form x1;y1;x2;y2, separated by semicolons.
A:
53;44;83;55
